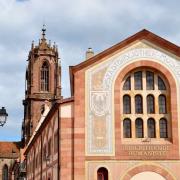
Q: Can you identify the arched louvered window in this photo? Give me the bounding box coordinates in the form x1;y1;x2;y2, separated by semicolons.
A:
134;71;142;90
123;119;131;138
2;165;8;180
123;95;131;114
148;118;156;138
135;118;144;138
135;95;143;114
123;76;131;90
97;167;108;180
41;62;49;91
147;95;155;114
146;71;154;90
159;95;166;114
160;118;168;138
158;76;166;90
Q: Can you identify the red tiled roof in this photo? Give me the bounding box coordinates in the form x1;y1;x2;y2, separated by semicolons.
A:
0;141;21;158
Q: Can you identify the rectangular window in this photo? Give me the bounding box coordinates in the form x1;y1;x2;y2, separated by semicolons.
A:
134;71;142;90
146;71;154;90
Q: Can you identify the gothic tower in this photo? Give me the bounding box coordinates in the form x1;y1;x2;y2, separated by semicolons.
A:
22;26;62;144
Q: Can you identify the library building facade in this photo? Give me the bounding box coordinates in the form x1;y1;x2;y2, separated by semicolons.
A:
2;29;180;180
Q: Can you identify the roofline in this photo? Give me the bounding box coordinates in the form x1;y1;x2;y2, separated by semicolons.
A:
71;29;180;73
24;97;74;155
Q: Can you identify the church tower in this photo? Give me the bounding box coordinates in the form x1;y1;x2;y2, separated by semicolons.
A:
22;26;62;144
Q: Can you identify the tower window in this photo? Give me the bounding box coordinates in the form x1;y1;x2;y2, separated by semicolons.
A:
41;62;49;91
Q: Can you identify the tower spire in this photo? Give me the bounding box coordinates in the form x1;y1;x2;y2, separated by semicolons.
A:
41;24;46;41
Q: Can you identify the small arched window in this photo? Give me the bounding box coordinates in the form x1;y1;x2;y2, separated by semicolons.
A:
135;118;144;138
148;118;156;138
41;62;49;91
147;95;155;114
97;167;108;180
123;119;131;138
160;118;168;138
2;164;8;180
135;95;143;114
123;95;131;114
159;95;167;114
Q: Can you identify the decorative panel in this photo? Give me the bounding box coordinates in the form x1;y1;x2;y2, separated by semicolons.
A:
86;47;180;156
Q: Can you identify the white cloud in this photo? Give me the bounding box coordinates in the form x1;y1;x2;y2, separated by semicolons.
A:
0;0;180;140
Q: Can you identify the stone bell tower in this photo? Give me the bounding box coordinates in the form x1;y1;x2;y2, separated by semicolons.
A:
22;25;62;144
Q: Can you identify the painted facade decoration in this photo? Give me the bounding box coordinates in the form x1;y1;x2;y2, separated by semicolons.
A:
2;29;180;180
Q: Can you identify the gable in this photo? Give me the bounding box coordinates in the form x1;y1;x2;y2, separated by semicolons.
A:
84;37;180;156
72;29;180;74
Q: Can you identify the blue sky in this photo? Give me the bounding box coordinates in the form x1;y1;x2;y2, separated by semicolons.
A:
0;0;180;141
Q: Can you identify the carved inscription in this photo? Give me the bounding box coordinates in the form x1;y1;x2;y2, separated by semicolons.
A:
122;145;170;157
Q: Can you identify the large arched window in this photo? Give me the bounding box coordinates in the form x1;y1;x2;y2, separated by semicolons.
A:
147;95;155;114
97;167;108;180
123;119;131;138
123;95;131;114
135;95;143;114
135;118;144;138
148;118;156;138
40;62;49;91
2;165;8;180
122;69;170;139
159;118;168;138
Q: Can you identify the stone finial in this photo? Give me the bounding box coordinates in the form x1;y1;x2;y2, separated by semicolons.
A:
86;47;94;59
41;24;46;41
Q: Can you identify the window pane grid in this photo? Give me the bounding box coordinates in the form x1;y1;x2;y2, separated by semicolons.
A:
122;70;169;139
